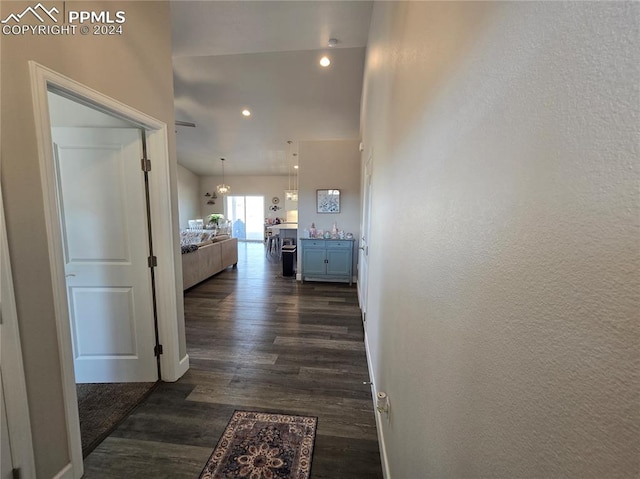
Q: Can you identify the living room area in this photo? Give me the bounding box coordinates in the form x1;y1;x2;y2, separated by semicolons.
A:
173;0;369;287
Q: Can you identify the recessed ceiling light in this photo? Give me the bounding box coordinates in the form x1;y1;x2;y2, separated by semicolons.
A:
294;165;299;169
319;56;331;67
242;109;251;117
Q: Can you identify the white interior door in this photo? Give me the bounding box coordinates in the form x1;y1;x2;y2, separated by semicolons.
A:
358;155;373;319
52;127;157;383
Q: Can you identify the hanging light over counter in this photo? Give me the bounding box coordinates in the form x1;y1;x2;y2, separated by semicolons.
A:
285;141;298;201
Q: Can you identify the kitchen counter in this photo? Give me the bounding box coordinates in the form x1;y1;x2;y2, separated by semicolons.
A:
266;223;298;243
266;223;298;233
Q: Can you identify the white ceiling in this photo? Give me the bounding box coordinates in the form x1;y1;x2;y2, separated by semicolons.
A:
170;1;372;176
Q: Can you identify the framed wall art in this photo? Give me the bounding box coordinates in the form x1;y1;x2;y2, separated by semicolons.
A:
317;189;340;213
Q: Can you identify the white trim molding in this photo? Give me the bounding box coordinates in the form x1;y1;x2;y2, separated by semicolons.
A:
176;353;190;380
29;61;186;477
365;331;392;479
143;123;187;381
1;183;37;479
52;463;74;479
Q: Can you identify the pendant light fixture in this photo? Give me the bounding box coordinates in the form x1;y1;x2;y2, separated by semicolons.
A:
285;141;298;202
293;152;299;198
216;157;231;195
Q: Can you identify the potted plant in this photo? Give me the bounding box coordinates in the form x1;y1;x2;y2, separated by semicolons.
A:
208;213;224;226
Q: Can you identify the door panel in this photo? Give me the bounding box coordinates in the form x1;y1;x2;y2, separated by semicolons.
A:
58;142;130;262
53;127;157;383
326;249;351;276
303;249;326;275
71;287;136;356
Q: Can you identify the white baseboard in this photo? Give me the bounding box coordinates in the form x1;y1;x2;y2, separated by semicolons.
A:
52;462;75;479
294;274;357;283
175;353;190;379
160;352;190;382
364;332;392;479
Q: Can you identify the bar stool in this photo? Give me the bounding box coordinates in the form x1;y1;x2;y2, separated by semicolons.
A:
266;234;282;257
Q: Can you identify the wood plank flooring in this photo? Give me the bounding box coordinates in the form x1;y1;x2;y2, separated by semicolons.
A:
83;242;382;478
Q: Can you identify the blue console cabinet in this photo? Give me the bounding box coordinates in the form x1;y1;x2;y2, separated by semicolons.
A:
300;238;354;285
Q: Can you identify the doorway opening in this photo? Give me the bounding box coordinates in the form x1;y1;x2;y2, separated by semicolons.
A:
30;62;185;477
47;90;159;456
226;195;265;242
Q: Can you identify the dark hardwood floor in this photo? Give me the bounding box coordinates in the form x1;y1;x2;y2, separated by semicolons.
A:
83;241;382;478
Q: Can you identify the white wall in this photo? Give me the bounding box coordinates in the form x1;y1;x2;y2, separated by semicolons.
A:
199;175;290;221
177;164;201;228
0;2;181;476
298;140;361;276
362;2;639;478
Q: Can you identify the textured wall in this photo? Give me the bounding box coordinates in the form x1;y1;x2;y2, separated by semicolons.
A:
177;164;202;229
0;2;180;476
199;174;290;220
361;2;639;477
298;140;362;276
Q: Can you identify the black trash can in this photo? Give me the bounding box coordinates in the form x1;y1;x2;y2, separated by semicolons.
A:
282;245;296;277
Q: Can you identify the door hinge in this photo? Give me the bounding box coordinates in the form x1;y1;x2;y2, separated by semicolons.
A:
141;158;152;172
148;255;157;268
154;344;163;356
13;468;21;479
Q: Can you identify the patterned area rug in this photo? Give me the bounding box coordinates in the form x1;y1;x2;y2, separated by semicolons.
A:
200;411;317;479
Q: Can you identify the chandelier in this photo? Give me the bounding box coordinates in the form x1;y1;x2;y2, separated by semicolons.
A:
216;157;231;195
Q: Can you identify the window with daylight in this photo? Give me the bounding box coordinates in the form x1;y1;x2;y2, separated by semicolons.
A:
226;196;265;241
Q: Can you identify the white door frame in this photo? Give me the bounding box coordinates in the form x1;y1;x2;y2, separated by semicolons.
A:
0;183;36;479
29;62;188;478
358;153;373;319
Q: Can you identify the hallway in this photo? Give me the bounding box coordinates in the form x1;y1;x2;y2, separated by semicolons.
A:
83;242;382;478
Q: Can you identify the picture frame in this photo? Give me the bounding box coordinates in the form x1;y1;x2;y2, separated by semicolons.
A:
316;189;340;213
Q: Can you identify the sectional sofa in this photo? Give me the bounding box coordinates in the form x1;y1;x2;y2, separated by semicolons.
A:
181;231;238;290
